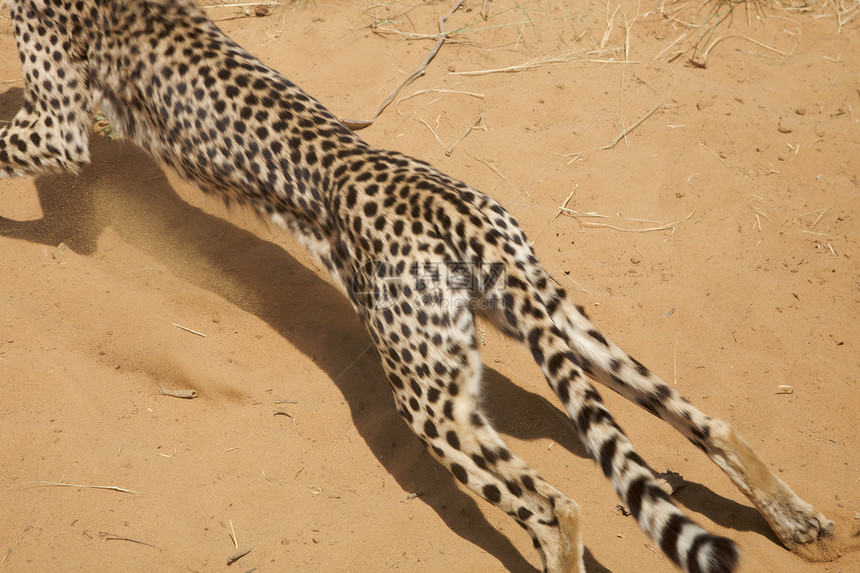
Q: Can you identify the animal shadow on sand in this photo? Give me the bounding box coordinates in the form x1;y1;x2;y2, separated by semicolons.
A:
0;87;774;571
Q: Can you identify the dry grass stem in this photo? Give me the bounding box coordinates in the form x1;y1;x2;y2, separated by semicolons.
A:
833;0;860;32
698;142;729;168
523;112;601;197
601;4;621;52
451;44;603;77
564;152;584;165
794;194;857;230
560;208;697;233
600;69;675;151
618;68;629;149
748;195;769;232
99;532;161;550
171;322;208;337
156;440;184;455
202;1;279;8
414;112;489;156
395;88;484;115
445;113;486;156
466;151;523;198
512;0;535;27
622;1;642;61
229;519;239;549
654;31;688;60
416;114;447;149
11;480;141;494
553;265;592;295
549;188;576;223
651;0;819;64
652;0;700;28
694;32;799;66
673;339;678;385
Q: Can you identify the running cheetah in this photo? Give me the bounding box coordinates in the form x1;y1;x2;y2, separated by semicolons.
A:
0;1;835;571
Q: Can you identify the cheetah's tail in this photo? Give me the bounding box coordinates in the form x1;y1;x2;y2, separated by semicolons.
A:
490;271;740;573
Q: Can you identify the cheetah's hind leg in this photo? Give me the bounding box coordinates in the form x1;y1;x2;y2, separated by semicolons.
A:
544;290;836;559
1;1;93;178
362;288;584;572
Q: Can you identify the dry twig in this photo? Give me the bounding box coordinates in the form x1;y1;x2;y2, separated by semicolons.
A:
227;546;253;565
342;0;466;129
600;68;675;150
446;113;486;156
158;383;199;399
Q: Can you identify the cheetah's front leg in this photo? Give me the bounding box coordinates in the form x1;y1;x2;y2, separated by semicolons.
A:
1;0;92;178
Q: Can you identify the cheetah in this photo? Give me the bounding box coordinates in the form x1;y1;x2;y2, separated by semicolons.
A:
0;1;835;571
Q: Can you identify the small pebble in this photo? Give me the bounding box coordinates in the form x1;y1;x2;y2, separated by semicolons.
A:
777;117;795;133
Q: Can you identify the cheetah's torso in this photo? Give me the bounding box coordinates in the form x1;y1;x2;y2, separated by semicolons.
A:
1;2;834;572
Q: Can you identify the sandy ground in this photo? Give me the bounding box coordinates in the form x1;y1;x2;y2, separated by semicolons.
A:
1;1;858;572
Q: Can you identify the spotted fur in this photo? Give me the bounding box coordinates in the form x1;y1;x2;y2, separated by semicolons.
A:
0;1;834;571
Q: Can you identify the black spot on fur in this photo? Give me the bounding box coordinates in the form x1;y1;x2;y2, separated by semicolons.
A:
626;476;648;521
471;453;488;470
659;513;688;566
599;436;617;478
557;378;570;404
630;356;650;377
691;423;711;441
480;444;498;465
424;419;438;439
521;475;536;492
451;463;468;484
588;329;609;346
547;352;566;376
388;373;404;389
426;387;440;403
687;534;739;573
625;450;648;469
446;431;460;450
483;484;502;504
636;395;660;417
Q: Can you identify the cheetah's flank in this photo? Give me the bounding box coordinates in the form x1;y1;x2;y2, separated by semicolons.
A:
0;1;835;572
